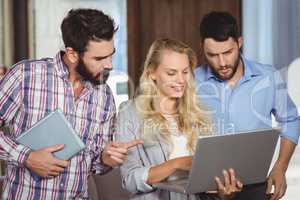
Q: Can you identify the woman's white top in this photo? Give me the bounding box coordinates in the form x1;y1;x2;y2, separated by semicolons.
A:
165;116;191;180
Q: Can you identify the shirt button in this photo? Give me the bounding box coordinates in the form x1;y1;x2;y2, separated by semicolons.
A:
60;183;64;187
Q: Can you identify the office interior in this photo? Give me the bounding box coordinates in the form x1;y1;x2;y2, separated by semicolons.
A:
0;0;299;199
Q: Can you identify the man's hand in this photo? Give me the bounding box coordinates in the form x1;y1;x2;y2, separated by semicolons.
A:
266;138;296;200
213;168;243;200
102;139;143;167
25;144;70;178
267;167;287;200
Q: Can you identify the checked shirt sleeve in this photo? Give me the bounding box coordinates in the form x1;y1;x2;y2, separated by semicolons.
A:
0;65;31;166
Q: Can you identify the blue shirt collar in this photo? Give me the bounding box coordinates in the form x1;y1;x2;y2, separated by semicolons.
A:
242;55;261;81
205;54;262;82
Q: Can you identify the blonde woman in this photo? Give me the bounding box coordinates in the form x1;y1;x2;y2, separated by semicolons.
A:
116;38;242;200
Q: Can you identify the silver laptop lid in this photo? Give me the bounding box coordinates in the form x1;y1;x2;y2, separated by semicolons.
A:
186;128;280;193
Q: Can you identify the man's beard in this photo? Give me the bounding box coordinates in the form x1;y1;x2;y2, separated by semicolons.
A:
209;54;240;81
76;58;111;86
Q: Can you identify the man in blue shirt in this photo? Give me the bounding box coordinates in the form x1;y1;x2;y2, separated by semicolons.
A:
195;11;300;200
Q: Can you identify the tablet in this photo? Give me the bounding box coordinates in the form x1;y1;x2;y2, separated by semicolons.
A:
16;109;85;160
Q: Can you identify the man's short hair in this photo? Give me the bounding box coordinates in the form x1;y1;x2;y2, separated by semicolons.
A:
199;11;240;42
61;8;117;53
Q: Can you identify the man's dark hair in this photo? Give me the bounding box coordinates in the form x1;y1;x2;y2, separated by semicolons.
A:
61;8;117;53
199;11;240;42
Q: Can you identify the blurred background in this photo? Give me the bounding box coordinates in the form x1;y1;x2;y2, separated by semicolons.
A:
0;0;299;199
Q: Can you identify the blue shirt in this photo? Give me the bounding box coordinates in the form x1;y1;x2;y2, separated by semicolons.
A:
194;55;300;144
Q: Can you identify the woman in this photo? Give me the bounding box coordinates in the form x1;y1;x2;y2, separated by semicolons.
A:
116;38;242;200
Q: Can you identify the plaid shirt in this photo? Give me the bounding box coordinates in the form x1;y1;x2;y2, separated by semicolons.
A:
0;52;116;199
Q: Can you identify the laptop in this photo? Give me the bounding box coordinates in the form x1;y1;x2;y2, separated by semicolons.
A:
153;128;280;194
16;109;85;160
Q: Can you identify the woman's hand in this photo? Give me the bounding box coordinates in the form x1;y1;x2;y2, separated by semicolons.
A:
215;168;243;200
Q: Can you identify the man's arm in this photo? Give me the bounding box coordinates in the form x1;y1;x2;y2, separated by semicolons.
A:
0;64;69;178
0;65;31;166
267;138;296;200
94;110;142;170
267;70;300;200
89;88;143;174
90;91;117;174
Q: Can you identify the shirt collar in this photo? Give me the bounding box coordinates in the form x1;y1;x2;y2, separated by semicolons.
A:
206;66;217;80
242;55;262;80
53;51;70;79
53;51;94;90
205;54;262;82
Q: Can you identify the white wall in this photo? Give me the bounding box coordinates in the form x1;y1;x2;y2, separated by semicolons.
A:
32;0;127;72
288;58;300;110
242;0;273;65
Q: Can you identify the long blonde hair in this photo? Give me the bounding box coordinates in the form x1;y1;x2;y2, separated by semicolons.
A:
135;38;211;153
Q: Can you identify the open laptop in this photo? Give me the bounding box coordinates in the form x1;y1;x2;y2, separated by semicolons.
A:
153;128;280;194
